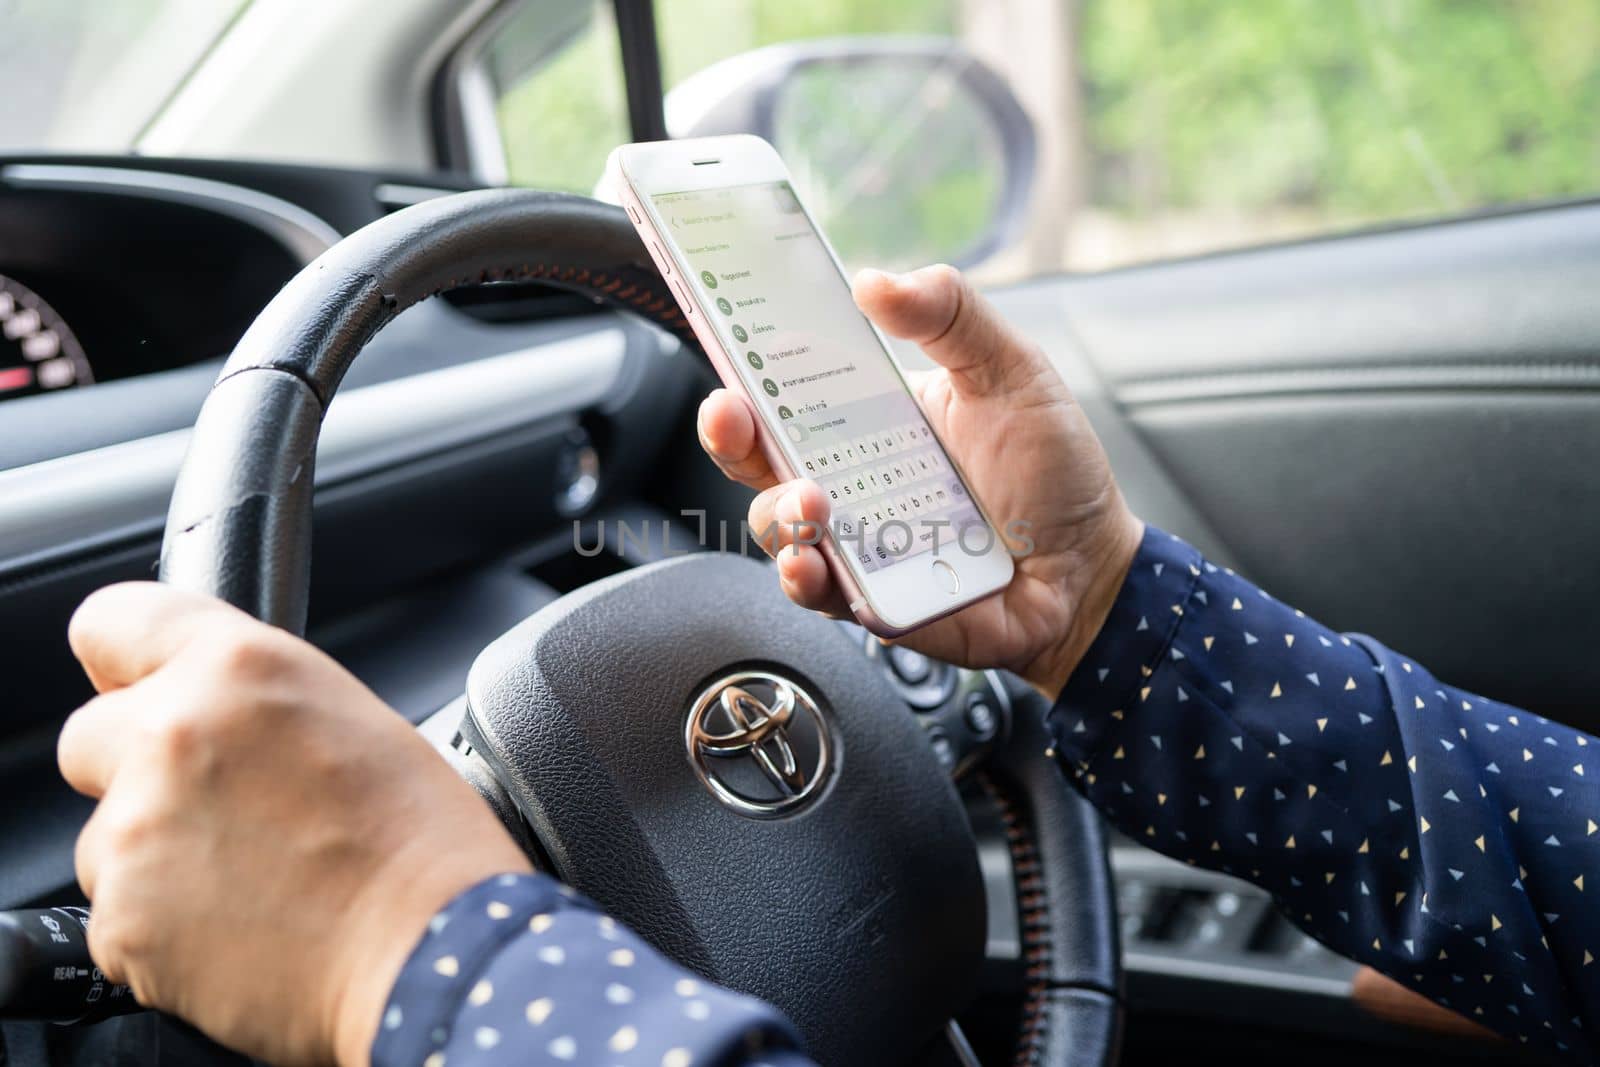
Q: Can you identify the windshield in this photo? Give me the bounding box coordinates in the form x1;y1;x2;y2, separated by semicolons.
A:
0;0;249;154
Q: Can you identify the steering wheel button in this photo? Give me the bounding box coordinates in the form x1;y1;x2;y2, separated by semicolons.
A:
887;645;932;685
963;693;999;741
926;728;957;770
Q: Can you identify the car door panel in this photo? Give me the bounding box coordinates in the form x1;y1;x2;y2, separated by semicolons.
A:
1058;204;1600;382
1126;390;1597;719
987;202;1600;725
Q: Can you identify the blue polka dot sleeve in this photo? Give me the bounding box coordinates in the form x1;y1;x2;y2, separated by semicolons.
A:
1051;525;1599;1061
370;873;813;1067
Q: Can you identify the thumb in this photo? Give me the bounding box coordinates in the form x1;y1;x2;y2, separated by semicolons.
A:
853;264;1048;396
69;582;248;693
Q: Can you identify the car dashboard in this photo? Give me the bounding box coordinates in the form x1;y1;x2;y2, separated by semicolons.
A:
0;155;1519;1067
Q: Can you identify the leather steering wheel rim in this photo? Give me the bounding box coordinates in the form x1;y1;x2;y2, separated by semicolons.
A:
157;188;1121;1066
160;189;691;634
984;678;1124;1067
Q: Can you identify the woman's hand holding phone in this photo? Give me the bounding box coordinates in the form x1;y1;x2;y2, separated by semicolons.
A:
698;263;1145;699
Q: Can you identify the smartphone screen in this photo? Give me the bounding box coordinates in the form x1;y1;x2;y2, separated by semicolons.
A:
651;180;988;575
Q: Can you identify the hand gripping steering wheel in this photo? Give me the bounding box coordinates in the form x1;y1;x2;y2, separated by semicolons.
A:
67;190;1125;1066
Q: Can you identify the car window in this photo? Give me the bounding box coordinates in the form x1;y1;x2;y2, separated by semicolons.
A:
0;0;250;154
650;0;1600;280
487;0;630;194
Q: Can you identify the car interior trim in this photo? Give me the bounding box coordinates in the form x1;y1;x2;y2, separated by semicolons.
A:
431;0;518;182
1116;360;1600;407
0;328;628;575
1121;949;1352;1000
942;1021;984;1067
613;0;670;142
373;181;459;209
1055;200;1600;388
0;163;343;266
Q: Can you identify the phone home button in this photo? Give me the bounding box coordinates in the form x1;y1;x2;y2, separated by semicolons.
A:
931;559;960;596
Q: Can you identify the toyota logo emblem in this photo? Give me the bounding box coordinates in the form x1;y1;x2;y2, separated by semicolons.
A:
685;670;834;817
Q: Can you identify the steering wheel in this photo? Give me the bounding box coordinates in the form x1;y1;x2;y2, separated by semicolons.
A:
156;189;1121;1066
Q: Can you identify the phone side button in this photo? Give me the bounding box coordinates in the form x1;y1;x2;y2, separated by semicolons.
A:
650;241;672;274
931;559;960;595
671;278;696;314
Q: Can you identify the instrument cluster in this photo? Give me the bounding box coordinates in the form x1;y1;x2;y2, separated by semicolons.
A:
0;274;94;400
0;166;316;406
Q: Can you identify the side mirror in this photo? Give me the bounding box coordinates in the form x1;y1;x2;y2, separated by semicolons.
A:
666;37;1036;271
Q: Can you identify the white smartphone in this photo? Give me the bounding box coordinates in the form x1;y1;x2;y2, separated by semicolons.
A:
609;135;1015;636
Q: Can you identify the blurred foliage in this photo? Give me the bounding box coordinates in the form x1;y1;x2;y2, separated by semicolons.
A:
1084;0;1600;227
495;0;1600;271
654;0;956;88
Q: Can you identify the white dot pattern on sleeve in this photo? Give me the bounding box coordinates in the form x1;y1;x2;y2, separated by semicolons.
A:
1050;525;1600;1062
370;874;814;1067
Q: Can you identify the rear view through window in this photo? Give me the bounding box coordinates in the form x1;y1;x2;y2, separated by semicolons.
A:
496;0;1600;277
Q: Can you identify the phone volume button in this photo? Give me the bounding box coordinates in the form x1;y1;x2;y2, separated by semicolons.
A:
650;241;672;274
671;278;696;314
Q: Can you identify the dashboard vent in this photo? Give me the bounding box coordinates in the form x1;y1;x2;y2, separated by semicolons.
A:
373;182;461;213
